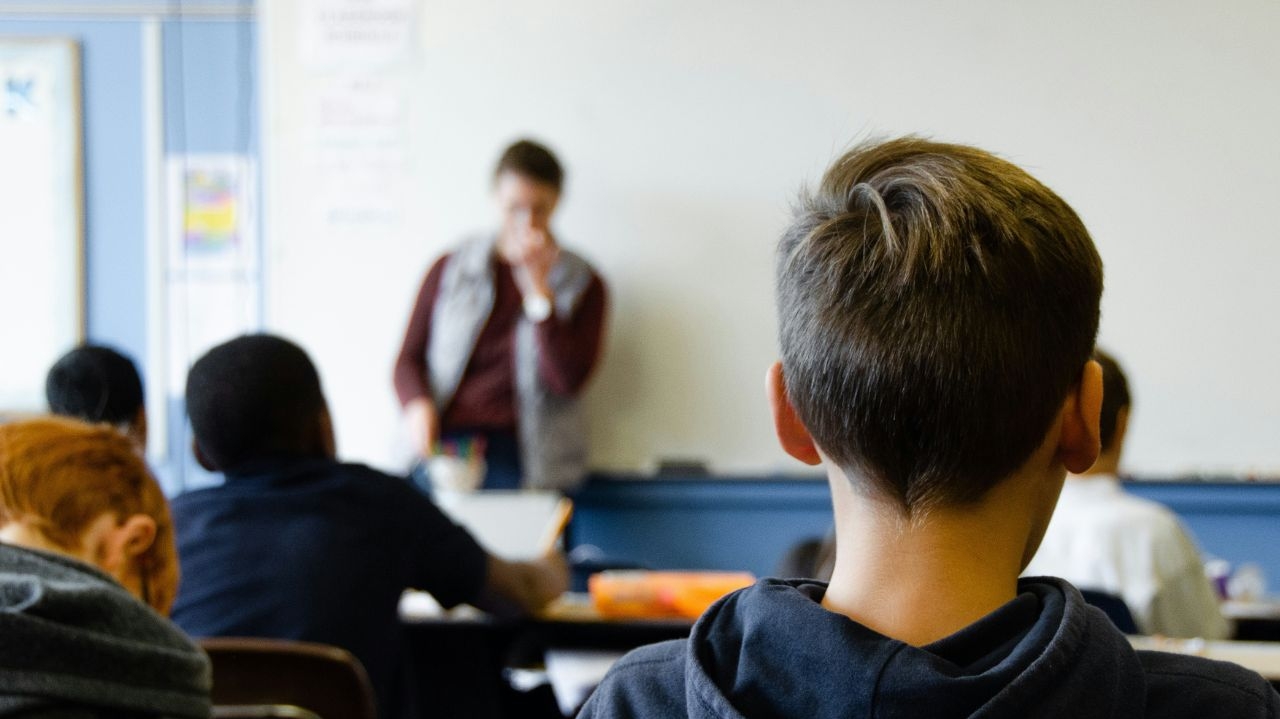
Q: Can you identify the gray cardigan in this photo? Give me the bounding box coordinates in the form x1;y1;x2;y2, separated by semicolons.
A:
428;235;595;490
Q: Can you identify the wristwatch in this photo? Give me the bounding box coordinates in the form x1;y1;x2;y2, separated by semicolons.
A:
523;292;553;322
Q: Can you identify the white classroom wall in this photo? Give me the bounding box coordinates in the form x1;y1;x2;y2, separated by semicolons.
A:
262;1;1280;478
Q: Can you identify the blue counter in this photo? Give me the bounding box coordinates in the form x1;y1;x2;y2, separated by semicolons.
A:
568;475;833;578
569;475;1280;587
1126;482;1280;584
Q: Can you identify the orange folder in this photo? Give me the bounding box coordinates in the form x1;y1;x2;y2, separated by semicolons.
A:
589;570;756;620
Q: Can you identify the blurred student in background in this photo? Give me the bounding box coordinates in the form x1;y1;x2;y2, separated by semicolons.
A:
46;344;147;448
1024;350;1230;639
0;417;209;718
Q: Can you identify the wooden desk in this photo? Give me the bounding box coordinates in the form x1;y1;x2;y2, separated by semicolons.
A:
399;594;692;719
1224;600;1280;621
1130;636;1280;682
532;593;695;644
403;594;1280;716
1224;600;1280;641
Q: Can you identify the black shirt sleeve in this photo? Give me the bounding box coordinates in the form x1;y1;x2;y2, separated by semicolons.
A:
396;486;489;608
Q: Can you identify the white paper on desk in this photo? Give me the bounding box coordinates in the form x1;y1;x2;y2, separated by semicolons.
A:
432;490;564;561
545;649;628;715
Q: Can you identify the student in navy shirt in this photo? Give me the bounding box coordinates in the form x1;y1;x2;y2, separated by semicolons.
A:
581;138;1280;718
171;334;567;719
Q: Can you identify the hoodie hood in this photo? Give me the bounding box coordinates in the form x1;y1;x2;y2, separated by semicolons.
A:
682;577;1145;719
0;543;211;717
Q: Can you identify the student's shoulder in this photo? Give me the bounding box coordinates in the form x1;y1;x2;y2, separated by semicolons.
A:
177;462;420;504
331;462;431;502
579;640;688;718
610;638;686;674
1138;650;1280;718
168;481;239;517
169;484;218;506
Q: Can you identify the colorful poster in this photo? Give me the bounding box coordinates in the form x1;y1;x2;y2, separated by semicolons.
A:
164;154;261;395
167;154;257;273
183;168;240;255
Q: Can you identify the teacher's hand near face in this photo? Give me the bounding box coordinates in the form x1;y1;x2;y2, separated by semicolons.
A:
514;227;560;300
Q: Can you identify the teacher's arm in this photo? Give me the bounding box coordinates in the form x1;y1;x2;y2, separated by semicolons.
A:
534;274;609;396
394;257;449;457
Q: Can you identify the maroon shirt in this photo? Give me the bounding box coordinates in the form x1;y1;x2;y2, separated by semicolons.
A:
393;252;607;431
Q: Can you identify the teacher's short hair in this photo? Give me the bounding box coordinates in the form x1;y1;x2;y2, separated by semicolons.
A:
494;138;564;192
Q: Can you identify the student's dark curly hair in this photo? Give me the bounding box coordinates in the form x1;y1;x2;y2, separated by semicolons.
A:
46;345;144;427
186;334;327;471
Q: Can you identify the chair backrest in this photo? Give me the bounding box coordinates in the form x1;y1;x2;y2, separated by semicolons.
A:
200;637;377;719
1079;589;1141;634
212;707;322;719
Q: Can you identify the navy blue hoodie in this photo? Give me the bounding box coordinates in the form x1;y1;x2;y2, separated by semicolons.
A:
581;578;1279;718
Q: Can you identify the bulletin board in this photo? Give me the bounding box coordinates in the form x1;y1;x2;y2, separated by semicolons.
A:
0;38;83;414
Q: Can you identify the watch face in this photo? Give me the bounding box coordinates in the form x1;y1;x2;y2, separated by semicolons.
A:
524;294;552;322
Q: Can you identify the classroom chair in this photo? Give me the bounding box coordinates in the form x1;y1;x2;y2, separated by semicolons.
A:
200;637;376;719
1079;589;1141;635
213;707;320;718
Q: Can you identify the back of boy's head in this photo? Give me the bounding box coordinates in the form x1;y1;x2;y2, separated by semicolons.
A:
46;345;144;427
0;417;178;614
777;137;1103;513
186;334;326;472
1093;349;1131;454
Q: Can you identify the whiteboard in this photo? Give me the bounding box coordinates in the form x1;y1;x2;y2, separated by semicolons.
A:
262;1;1280;478
0;38;83;413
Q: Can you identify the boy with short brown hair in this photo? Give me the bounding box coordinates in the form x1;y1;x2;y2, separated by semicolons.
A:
581;138;1278;717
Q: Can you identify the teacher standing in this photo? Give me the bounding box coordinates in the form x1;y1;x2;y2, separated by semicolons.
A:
394;139;608;491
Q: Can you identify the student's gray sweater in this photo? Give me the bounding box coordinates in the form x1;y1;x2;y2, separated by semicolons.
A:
0;543;210;718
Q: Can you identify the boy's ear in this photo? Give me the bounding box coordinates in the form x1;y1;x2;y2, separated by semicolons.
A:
1058;359;1104;473
88;513;157;579
767;362;822;466
116;514;158;560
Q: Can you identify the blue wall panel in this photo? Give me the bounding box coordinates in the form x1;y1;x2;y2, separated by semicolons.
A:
1127;482;1280;587
571;477;1280;593
570;476;834;578
162;19;257;155
3;7;258;493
